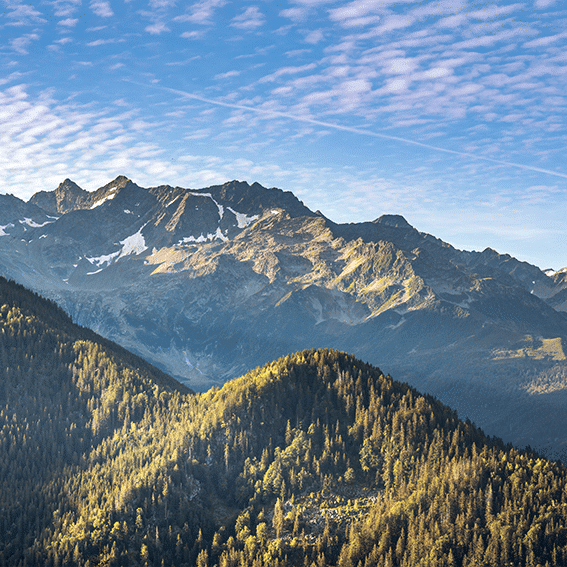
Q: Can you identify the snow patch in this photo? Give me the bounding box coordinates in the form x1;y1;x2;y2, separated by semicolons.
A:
0;223;13;236
227;207;259;228
124;209;133;214
86;268;103;275
386;317;406;330
179;235;207;244
19;217;52;228
178;227;229;245
165;196;179;208
189;192;224;219
86;250;120;267
118;223;149;258
90;192;116;209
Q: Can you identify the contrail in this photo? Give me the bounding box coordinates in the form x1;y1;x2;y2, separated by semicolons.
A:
129;80;567;180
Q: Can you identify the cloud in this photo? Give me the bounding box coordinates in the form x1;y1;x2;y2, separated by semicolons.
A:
134;80;567;182
149;0;177;7
145;22;170;34
90;1;113;18
0;72;25;86
377;14;416;33
1;0;565;270
258;63;318;83
441;17;469;31
87;38;125;46
279;7;309;22
411;0;466;18
180;30;204;39
3;2;46;26
231;6;265;30
452;28;535;50
523;32;567;48
58;18;78;26
214;70;241;80
329;0;421;26
174;0;227;25
304;30;324;44
469;3;524;20
10;33;40;55
46;0;82;18
0;84;178;200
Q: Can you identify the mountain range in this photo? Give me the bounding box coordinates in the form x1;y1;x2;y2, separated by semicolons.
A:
1;176;567;457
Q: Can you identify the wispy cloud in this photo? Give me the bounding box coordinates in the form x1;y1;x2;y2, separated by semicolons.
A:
10;32;40;54
149;0;177;8
258;63;318;83
214;70;241;80
231;6;265;30
469;3;524;20
0;84;175;199
145;22;170;34
135;80;567;181
86;38;127;47
535;0;558;7
180;30;204;39
3;2;46;26
279;7;309;22
304;30;324;44
174;0;227;25
58;18;78;27
90;1;113;18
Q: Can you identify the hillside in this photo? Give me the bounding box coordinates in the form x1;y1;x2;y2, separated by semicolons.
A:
2;277;567;566
2;177;567;457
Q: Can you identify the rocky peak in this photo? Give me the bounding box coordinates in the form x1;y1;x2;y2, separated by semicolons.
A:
194;180;315;218
373;214;413;229
29;179;88;214
85;176;138;208
97;175;132;194
54;179;89;213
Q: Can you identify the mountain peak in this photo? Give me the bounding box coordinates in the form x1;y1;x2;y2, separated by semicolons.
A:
191;179;314;218
373;214;413;228
29;178;88;213
102;175;132;190
56;178;86;194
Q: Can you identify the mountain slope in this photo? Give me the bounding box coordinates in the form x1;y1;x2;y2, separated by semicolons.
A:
1;280;567;567
1;177;567;456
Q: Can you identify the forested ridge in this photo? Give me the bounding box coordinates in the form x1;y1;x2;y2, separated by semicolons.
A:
1;276;567;567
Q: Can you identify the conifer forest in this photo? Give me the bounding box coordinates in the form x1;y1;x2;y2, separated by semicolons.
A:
1;276;567;567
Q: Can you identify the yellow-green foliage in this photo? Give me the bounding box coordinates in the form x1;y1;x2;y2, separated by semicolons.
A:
2;276;567;567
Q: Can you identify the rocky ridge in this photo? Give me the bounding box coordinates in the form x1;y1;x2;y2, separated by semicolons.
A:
1;176;567;456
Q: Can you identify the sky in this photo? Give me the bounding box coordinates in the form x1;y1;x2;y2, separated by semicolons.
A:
1;0;566;270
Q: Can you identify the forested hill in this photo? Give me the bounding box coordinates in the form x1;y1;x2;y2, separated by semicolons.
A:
2;278;567;567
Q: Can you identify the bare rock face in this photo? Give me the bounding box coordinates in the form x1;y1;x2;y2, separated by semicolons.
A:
2;175;567;457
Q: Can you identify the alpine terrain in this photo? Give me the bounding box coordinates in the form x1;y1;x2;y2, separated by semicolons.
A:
2;275;567;567
1;176;567;457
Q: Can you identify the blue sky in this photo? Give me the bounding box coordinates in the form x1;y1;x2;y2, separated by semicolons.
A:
1;0;566;269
